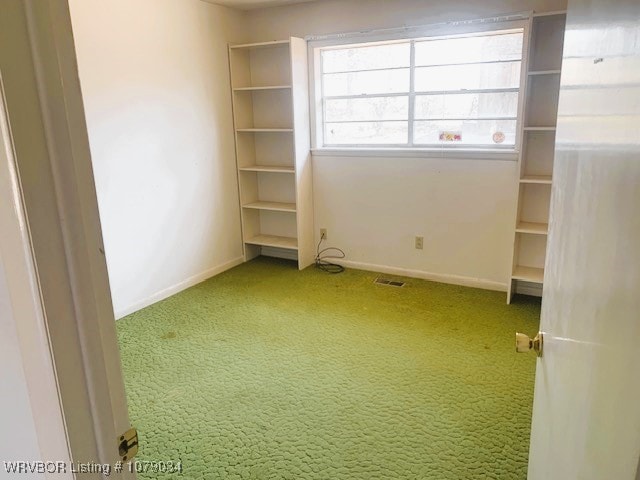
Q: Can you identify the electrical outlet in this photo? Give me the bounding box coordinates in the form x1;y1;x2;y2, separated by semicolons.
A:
415;236;424;250
320;228;328;240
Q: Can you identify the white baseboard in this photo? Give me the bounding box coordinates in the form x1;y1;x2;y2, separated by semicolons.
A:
114;256;244;319
334;259;508;292
115;256;512;319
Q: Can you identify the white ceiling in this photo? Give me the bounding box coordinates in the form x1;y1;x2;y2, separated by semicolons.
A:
206;0;322;10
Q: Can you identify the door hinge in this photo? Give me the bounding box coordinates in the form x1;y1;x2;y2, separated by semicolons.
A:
118;428;138;462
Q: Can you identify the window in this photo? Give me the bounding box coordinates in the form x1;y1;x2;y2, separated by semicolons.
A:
315;28;525;151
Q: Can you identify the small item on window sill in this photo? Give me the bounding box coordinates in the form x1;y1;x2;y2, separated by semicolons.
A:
439;131;462;142
493;131;506;144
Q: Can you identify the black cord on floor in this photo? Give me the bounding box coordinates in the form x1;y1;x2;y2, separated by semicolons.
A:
315;235;345;274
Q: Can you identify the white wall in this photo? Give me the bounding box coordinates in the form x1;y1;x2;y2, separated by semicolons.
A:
312;156;517;289
247;0;565;39
245;0;566;289
70;0;568;309
69;0;247;317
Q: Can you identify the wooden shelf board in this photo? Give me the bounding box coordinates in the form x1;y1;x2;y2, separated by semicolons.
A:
236;128;293;133
516;221;549;235
524;129;556;136
239;165;295;174
233;85;292;91
230;40;290;50
242;201;296;212
528;70;561;76
245;234;298;250
520;175;552;184
524;126;557;131
512;266;545;283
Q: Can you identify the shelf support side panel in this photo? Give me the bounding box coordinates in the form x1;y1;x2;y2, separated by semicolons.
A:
290;37;314;270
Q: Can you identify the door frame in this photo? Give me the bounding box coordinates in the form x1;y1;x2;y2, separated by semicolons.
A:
0;61;72;478
0;1;133;476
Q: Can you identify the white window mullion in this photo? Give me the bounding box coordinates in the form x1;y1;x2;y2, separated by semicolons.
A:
320;51;327;147
414;87;520;96
413;116;518;122
324;65;410;75
324;92;410;101
408;40;416;147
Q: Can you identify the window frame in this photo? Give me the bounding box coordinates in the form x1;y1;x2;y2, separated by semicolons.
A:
308;19;531;159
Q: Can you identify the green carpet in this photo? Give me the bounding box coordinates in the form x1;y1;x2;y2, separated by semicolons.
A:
116;257;540;479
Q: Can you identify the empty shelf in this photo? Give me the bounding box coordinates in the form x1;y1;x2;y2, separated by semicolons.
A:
245;234;298;250
520;175;552;184
512;266;545;283
242;201;296;212
524;126;556;131
528;70;561;76
229;40;290;50
239;165;295;173
236;128;293;133
516;221;549;235
233;85;292;91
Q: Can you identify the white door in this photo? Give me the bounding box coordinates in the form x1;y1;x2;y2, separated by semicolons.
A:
527;0;640;478
0;1;135;476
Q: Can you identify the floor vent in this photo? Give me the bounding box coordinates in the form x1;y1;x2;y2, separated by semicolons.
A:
374;278;405;287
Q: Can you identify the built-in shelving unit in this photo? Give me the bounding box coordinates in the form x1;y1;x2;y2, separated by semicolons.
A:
229;37;314;269
507;11;566;303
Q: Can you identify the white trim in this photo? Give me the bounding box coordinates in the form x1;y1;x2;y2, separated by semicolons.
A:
506;14;534;303
115;256;245;319
0;68;72;477
408;40;416;146
312;147;518;161
333;259;508;292
514;17;532;161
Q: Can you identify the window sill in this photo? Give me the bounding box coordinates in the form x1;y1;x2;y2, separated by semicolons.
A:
311;147;519;161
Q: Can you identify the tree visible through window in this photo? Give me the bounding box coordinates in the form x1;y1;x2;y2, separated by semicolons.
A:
319;29;524;149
